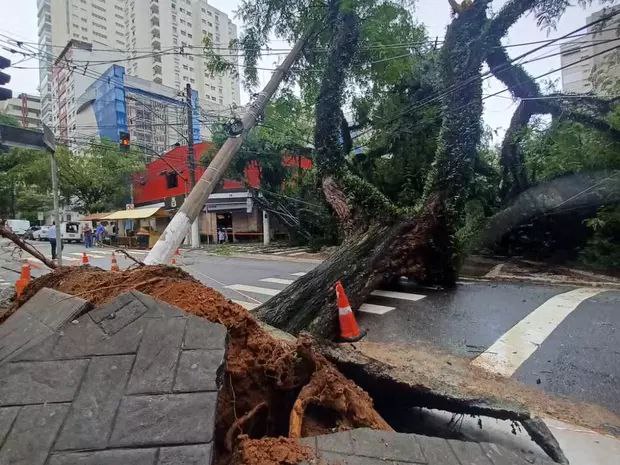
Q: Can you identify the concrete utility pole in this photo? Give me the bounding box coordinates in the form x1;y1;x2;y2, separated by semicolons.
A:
185;83;200;248
42;125;62;266
145;36;309;265
262;210;270;246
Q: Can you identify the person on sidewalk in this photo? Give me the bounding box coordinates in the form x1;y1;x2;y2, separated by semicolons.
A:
48;222;62;260
217;228;225;244
83;224;93;248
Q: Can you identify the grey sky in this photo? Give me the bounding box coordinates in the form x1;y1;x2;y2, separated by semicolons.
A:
0;0;611;137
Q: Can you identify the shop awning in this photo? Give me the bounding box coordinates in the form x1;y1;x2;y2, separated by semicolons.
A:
103;207;169;220
82;212;114;221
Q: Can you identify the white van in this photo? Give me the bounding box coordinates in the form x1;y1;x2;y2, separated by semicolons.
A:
5;219;31;236
61;222;82;243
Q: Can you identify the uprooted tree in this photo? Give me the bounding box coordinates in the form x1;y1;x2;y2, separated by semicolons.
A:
209;0;619;338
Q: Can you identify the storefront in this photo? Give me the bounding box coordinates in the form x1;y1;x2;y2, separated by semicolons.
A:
103;206;170;248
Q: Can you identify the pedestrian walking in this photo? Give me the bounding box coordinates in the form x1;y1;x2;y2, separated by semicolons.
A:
48;222;62;260
83;224;93;248
217;228;225;244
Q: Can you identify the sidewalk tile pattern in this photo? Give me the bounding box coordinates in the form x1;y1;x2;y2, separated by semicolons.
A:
0;289;226;465
299;428;553;464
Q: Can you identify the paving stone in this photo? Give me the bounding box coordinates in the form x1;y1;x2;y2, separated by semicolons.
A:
90;292;149;335
0;359;88;405
351;429;425;462
55;355;134;451
48;449;157;465
22;288;89;329
316;430;354;454
0;403;69;465
184;316;227;349
318;450;414;465
126;317;186;394
174;349;224;392
481;442;546;465
418;435;460;465
10;333;60;362
0;406;19;444
0;312;53;364
52;313;143;358
448;439;494;465
158;444;212;465
132;291;187;319
109;392;217;447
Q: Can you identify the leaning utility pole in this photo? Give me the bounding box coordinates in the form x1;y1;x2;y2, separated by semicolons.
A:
185;83;200;248
42;125;62;266
145;36;308;265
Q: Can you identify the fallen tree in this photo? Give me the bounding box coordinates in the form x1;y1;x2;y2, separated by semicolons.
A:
256;0;609;338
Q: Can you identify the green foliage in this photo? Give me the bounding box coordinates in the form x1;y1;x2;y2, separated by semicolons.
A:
55;140;144;213
523;114;620;183
0;113;20;127
580;205;620;269
0;147;52;221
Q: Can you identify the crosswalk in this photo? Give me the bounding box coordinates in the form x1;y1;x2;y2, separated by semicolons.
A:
0;277;10;287
25;248;149;267
225;272;427;313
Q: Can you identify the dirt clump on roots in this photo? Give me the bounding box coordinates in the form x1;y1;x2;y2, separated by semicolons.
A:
232;436;314;465
13;265;390;464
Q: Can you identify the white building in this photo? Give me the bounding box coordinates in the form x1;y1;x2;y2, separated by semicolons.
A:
0;93;42;130
560;6;620;94
37;0;241;133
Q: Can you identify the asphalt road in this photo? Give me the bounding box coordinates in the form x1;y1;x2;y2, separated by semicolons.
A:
1;240;618;416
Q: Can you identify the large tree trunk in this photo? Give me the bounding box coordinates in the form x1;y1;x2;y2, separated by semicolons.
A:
255;196;454;338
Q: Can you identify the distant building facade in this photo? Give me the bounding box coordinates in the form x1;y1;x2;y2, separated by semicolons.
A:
560;6;620;94
0;93;42;130
38;0;240;132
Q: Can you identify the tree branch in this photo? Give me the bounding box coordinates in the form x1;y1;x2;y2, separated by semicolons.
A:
485;0;535;41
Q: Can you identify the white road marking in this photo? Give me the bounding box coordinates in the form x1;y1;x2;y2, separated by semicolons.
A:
484;263;505;278
358;303;396;315
370;290;426;301
288;251;307;256
68;252;105;259
291;272;306;276
233;300;260;310
260;277;294;285
226;284;280;296
471;287;604;377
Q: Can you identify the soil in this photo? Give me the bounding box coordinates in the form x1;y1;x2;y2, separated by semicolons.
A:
355;341;620;436
11;265;390;464
231;436;314;465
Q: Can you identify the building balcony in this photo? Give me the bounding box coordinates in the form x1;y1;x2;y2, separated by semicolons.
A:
151;18;160;28
150;3;159;14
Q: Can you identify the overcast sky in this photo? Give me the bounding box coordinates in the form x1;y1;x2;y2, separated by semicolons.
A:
0;0;611;138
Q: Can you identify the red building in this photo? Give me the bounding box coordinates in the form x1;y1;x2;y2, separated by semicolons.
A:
132;143;311;242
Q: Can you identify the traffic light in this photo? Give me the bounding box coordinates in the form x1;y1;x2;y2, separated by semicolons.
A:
119;131;130;151
0;56;11;101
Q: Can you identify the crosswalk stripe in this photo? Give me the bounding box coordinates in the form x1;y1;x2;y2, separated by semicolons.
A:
358;303;396;315
288;251;307;256
370;290;426;301
260;278;294;285
471;287;604;377
226;284;280;296
232;300;260;310
291;272;306;276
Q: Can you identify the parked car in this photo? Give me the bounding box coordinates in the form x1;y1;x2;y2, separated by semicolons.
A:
33;225;51;241
4;219;31;236
24;226;41;240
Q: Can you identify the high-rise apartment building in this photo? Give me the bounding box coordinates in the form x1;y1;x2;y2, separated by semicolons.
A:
560;6;620;94
37;0;241;138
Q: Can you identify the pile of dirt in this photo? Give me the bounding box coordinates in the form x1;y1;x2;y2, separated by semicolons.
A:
231;436;314;465
13;265;390;464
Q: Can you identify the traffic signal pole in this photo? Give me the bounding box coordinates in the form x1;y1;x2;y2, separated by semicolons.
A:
144;35;308;265
186;83;200;248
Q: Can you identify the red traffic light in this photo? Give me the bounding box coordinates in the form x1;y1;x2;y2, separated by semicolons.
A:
119;131;130;150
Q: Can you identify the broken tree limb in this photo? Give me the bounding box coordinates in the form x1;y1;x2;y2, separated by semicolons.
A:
0;227;56;269
115;249;144;267
317;339;574;464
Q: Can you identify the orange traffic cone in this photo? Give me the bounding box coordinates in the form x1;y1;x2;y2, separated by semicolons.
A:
81;252;89;265
15;264;31;297
110;253;120;272
335;281;366;342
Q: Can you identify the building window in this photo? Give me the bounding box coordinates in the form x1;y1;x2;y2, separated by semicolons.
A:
166;172;178;189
